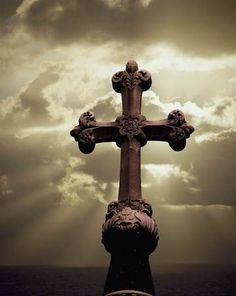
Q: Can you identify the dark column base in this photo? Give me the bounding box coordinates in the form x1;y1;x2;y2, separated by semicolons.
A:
103;252;155;295
102;200;159;296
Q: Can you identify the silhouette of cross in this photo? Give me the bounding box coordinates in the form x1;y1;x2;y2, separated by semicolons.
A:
70;60;194;201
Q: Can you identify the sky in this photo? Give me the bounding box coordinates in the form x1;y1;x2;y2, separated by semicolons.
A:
0;0;236;266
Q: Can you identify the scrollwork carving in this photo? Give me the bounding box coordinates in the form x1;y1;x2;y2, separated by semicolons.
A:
167;126;187;151
70;125;82;140
167;124;194;151
79;129;95;145
168;126;186;142
133;70;152;91
168;109;186;126
112;60;152;92
112;71;124;93
166;110;194;151
79;111;96;127
78;129;96;154
105;199;153;220
181;123;195;138
70;111;98;154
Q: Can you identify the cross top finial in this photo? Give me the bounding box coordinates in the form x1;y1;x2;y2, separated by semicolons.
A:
126;60;138;73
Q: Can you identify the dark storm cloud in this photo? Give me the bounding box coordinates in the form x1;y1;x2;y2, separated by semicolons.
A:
0;133;64;201
18;70;59;126
0;66;62;131
0;0;23;26
21;0;236;56
90;96;120;121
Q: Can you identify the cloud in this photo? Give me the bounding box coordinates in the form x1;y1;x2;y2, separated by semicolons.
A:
0;174;14;197
142;91;236;134
142;162;198;206
143;163;195;184
0;132;65;203
0;0;22;26
195;128;236;144
0;64;71;133
57;156;108;205
102;0;153;9
18;0;236;56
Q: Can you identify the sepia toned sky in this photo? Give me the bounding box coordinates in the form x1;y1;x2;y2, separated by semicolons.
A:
0;0;236;266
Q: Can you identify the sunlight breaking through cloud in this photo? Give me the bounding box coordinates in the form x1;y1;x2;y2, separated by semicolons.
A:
57;157;108;205
143;163;196;183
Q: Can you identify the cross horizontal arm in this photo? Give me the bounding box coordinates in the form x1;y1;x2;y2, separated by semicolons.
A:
70;111;119;154
142;110;194;151
70;109;194;153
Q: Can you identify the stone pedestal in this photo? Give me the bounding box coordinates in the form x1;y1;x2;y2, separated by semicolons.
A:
102;199;159;296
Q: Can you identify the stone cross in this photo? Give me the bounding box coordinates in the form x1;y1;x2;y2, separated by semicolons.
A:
70;60;194;202
70;60;194;296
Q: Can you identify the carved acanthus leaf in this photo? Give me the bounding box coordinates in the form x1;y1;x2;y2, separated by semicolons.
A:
79;111;96;127
133;70;152;91
168;126;186;142
181;123;195;138
112;61;151;92
168;109;186;126
112;71;152;91
70;111;98;154
79;129;95;144
78;129;96;154
166;109;194;151
102;199;158;255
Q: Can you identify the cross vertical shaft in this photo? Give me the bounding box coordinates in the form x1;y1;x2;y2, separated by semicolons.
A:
113;60;151;201
119;137;141;200
119;78;143;201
